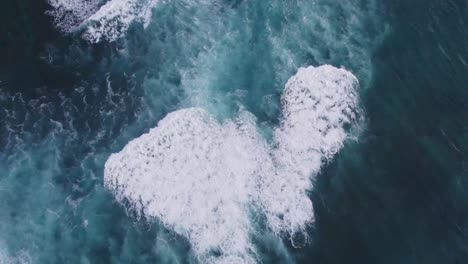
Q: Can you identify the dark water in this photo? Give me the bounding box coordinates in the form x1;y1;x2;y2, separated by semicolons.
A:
311;1;468;263
0;0;467;263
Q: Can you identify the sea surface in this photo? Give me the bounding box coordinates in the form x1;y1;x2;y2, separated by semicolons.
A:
0;0;467;263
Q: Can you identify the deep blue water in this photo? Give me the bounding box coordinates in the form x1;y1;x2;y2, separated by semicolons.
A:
0;0;467;263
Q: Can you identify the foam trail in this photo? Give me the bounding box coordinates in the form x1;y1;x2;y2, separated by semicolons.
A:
104;65;360;263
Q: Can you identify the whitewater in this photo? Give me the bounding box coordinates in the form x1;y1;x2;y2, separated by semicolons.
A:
47;0;159;42
105;65;360;263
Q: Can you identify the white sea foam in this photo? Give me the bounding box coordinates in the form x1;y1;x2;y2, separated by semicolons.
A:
260;65;359;240
83;0;159;42
104;65;360;263
47;0;158;42
46;0;104;33
105;108;269;263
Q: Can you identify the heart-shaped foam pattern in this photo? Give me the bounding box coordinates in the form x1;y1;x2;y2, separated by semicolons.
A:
104;65;360;263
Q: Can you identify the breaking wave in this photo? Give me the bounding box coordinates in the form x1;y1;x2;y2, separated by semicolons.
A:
104;65;360;263
46;0;104;33
46;0;159;42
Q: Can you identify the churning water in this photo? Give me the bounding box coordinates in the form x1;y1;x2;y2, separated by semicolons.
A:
0;0;467;263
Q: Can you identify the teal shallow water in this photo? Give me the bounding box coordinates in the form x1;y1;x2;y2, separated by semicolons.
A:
0;0;467;263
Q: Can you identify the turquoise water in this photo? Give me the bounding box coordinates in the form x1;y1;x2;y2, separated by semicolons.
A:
0;0;467;263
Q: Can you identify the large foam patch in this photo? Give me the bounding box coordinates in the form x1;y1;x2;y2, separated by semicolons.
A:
104;65;360;263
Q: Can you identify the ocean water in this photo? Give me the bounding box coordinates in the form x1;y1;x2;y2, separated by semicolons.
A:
0;0;467;263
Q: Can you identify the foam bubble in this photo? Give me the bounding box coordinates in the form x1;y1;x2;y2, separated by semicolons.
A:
104;65;360;262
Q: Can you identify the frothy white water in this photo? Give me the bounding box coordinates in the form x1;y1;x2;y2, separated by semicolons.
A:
46;0;104;33
105;65;360;263
260;65;359;240
105;108;268;263
83;0;159;42
47;0;159;42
